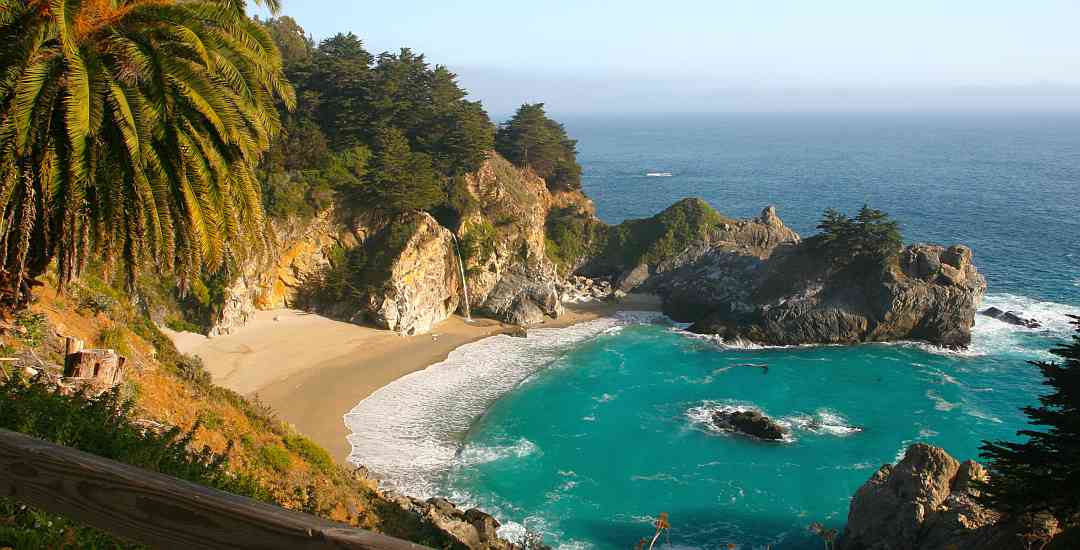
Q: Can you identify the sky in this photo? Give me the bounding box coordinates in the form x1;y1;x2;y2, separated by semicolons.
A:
254;0;1080;116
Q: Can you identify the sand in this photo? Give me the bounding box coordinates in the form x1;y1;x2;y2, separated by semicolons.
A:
168;295;661;463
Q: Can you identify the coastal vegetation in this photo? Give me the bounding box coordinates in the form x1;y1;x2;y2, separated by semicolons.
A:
811;205;903;267
254;19;496;220
495;103;583;192
0;0;294;309
980;316;1080;539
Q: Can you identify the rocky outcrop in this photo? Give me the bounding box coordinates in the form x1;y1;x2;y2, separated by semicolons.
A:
210;153;577;337
363;212;463;335
840;444;1059;550
382;493;546;550
654;216;983;347
711;409;787;441
457;154;571;327
209;208;371;336
980;307;1041;329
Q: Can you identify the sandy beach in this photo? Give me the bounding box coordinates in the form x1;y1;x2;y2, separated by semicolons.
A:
168;295;661;463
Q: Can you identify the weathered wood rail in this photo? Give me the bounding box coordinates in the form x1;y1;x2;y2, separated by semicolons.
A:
0;428;431;550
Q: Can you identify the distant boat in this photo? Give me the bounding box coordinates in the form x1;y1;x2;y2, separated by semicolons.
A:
646;172;674;177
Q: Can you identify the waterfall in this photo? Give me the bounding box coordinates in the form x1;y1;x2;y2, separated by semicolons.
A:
451;235;472;321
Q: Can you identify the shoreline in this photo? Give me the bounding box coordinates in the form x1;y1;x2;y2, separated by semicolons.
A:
168;294;662;463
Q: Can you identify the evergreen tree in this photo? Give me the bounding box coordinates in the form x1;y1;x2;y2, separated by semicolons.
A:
366;128;444;213
853;205;902;259
496;103;582;192
979;317;1080;523
812;205;902;266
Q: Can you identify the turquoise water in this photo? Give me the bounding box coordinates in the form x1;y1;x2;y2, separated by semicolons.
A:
347;114;1080;550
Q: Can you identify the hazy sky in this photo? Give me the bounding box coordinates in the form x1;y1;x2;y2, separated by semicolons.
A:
255;0;1080;116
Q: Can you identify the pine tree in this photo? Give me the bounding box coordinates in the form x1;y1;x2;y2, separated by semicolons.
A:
979;317;1080;523
495;103;582;192
366;128;444;213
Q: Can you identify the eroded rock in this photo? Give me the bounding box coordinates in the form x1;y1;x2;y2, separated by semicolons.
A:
711;409;787;441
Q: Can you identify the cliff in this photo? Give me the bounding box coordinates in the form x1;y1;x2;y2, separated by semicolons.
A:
840;444;1060;550
570;200;985;348
210;153;581;336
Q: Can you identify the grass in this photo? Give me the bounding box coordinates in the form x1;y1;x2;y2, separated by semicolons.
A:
284;434;335;474
259;444;292;473
96;325;132;357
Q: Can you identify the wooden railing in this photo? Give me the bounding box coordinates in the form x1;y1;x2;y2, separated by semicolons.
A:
0;428;431;550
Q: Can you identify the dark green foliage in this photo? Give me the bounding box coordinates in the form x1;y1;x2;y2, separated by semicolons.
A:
545;207;606;272
811;205;903;267
600;198;727;269
256;22;494;223
496;103;582;192
979;317;1080;522
366;128;445;213
295;217;420;310
1;497;140;549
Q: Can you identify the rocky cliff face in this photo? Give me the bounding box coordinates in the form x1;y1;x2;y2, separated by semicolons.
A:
840;444;1058;550
209;153;576;336
681;239;986;348
209;209;370;336
458;155;567;326
593;203;986;348
362;212;462;335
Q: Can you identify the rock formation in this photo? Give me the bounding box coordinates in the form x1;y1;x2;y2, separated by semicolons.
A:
456;154;567;326
209;208;371;336
683;242;985;348
980;307;1042;329
840;444;1059;550
711;409;787;441
381;493;549;550
209;153;580;336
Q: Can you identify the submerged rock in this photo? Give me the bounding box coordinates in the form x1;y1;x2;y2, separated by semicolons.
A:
980;306;1041;329
711;409;787;441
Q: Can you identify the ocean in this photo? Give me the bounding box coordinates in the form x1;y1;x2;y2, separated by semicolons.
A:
346;113;1080;549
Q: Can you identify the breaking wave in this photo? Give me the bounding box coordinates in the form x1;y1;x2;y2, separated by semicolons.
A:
686;401;862;442
344;311;669;497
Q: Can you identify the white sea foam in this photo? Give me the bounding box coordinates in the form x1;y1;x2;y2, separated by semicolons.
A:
344;311;668;498
686;401;864;443
926;389;959;411
781;409;864;436
967;293;1080;357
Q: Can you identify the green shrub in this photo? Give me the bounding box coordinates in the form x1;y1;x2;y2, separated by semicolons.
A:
13;311;49;348
545;206;605;272
259;444;292;473
96;326;132;357
284;434;335;474
199;410;225;431
460;220;498;265
165;317;203;334
0;374;269;547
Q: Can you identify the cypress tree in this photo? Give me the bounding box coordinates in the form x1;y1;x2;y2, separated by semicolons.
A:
979;317;1080;524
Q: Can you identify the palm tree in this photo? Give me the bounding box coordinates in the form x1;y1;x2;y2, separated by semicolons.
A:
0;0;295;309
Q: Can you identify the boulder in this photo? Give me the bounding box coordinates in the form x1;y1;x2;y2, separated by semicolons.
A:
711;409;787;441
616;263;650;292
839;444;1059;550
365;213;461;335
980;307;1041;329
